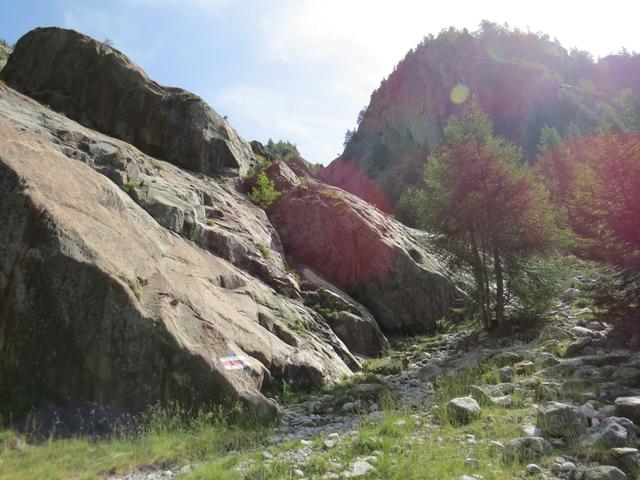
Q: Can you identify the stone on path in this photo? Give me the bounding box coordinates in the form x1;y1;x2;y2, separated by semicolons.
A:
448;397;481;424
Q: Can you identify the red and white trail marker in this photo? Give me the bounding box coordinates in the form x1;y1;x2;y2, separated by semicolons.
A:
220;354;248;370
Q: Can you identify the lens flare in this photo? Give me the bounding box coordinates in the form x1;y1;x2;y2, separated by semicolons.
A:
450;84;470;104
487;45;506;63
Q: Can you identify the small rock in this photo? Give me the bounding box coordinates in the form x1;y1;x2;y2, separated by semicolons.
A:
344;460;376;478
514;361;535;374
293;469;304;478
522;424;543;437
465;457;480;468
489;395;513;408
502;437;552;463
581;402;599;419
415;363;443;382
448;397;481;425
563;287;581;299
566;337;593;357
526;463;543;475
574;308;594;318
341;402;355;413
498;366;515;382
323;439;336;449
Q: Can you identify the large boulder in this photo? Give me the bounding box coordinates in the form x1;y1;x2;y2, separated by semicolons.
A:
537;402;589;439
605;448;640;478
266;162;462;332
1;27;253;177
615;397;640;424
0;84;357;418
584;418;633;449
575;465;629;480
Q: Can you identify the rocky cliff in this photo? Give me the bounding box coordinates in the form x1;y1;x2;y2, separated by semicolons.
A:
320;24;640;211
1;27;253;177
0;27;461;417
264;162;460;333
0;83;358;418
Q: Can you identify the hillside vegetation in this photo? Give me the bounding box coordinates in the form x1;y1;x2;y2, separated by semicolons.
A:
323;21;640;210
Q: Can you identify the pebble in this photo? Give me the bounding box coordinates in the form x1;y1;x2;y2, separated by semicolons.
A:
343;460;376;478
526;463;543;475
465;457;480;468
323;439;336;449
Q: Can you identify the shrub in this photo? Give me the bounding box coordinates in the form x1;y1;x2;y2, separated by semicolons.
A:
248;172;280;209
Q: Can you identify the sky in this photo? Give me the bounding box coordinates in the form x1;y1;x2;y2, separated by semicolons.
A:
2;1;640;165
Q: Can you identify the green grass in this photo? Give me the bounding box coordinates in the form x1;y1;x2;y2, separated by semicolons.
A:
229;407;530;480
256;243;270;259
0;405;269;480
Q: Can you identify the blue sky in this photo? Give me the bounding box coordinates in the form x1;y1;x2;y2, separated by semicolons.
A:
3;1;640;165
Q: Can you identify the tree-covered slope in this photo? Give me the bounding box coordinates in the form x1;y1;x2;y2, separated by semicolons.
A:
319;22;640;211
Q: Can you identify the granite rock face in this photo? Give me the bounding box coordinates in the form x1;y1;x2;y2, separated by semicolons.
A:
266;162;463;333
0;42;11;72
1;27;254;177
0;83;357;417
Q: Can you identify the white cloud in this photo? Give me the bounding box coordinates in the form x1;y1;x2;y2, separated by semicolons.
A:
213;85;345;162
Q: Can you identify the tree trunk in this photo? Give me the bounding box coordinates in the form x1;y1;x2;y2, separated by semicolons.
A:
493;246;505;327
470;233;491;330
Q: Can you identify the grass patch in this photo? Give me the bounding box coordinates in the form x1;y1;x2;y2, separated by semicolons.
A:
0;404;269;480
256;243;270;259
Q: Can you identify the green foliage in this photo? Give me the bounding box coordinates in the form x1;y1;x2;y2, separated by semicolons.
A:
537;125;562;153
264;139;300;163
248;172;280;209
568;134;640;270
613;88;640;132
343;128;356;147
255;243;270;259
364;357;405;375
127;279;142;301
403;101;558;330
506;257;569;321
